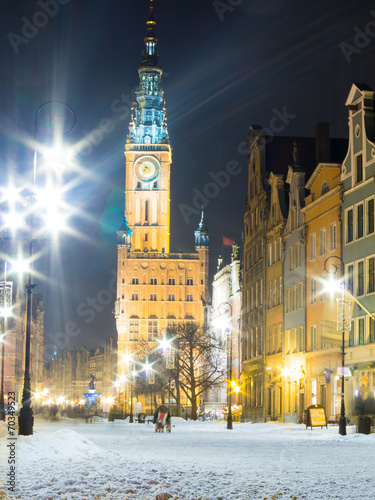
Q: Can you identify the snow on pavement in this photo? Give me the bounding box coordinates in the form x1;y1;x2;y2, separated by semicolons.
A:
1;417;375;500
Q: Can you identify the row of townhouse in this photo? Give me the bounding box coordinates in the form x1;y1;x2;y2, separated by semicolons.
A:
242;83;375;423
45;337;117;404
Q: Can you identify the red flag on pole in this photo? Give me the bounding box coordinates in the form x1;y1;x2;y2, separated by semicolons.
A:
223;236;235;247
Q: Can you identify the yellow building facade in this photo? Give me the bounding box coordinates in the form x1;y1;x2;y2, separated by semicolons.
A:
302;163;343;419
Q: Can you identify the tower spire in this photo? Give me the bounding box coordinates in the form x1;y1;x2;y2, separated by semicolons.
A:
141;0;159;68
127;0;169;145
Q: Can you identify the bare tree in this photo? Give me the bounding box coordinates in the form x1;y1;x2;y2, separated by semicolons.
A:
168;322;226;420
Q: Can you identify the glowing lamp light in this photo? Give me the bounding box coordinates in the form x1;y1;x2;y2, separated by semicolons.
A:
159;337;172;353
3;211;25;229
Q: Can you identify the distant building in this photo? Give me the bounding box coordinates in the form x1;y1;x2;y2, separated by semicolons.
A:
2;287;45;407
209;246;241;416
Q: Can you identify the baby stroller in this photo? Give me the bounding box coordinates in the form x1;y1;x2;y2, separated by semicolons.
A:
154;405;171;433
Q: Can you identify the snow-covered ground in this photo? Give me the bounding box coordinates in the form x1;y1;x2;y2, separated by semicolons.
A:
1;417;374;500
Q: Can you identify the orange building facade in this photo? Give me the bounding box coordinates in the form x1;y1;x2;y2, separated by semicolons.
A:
114;7;209;403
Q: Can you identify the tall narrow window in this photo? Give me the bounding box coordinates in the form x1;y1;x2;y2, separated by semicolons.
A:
347;209;353;243
330;223;337;251
368;257;375;294
310;325;317;351
145;200;149;222
298;326;305;352
347;264;354;294
310;233;316;260
295;242;301;268
368;199;374;235
357;261;364;296
289;246;294;272
357;204;364;239
320;228;326;255
310;279;317;304
356;154;363;183
358;318;365;345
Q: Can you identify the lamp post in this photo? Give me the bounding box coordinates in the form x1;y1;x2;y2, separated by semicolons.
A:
216;301;233;430
18;101;75;436
0;264;13;421
324;256;351;436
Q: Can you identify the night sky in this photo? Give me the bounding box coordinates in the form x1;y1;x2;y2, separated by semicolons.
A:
1;0;375;357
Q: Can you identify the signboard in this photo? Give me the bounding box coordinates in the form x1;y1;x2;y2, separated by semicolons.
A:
337;367;351;377
306;404;327;429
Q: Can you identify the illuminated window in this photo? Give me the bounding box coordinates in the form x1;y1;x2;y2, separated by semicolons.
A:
148;320;158;341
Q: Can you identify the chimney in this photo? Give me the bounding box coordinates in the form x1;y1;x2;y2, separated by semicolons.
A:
315;122;330;164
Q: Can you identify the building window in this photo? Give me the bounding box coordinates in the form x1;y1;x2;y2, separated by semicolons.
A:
150;294;157;301
347;264;354;294
292;328;297;353
132;278;139;285
367;198;374;235
186;294;193;302
368;257;375;294
310;325;317;351
187;278;193;285
310;233;316;260
131;294;138;301
168;278;175;285
286;288;291;313
330;223;337;251
168;294;175;301
357;204;364;239
319;228;326;256
148;320;158;341
358;318;365;345
356;154;363;183
292;285;297;312
298;326;305;352
289;246;294;272
298;282;304;309
349;321;354;346
145;200;149;222
295;242;301;268
310;279;317;304
347;209;353;243
286;330;290;354
151;278;157;285
321;181;329;195
129;320;139;341
320;274;326;301
357;261;364;296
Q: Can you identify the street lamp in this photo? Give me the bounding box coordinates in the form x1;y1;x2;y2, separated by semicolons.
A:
324;256;352;436
18;101;75;436
215;301;233;430
0;264;13;421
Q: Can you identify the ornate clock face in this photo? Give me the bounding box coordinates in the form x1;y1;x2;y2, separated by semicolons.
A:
134;155;161;183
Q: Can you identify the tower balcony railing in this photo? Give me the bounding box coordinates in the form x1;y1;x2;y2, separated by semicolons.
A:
128;252;199;260
125;143;170;152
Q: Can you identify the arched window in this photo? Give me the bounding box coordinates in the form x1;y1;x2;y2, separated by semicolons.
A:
321;181;329;195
